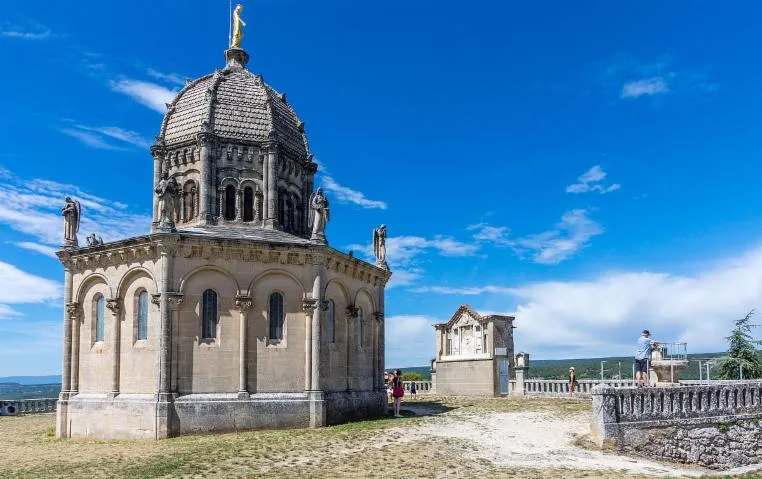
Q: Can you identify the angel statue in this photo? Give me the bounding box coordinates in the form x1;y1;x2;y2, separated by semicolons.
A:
373;224;389;270
155;170;180;232
309;187;330;244
231;4;246;49
61;196;80;248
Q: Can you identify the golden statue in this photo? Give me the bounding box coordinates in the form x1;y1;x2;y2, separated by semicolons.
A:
231;4;246;49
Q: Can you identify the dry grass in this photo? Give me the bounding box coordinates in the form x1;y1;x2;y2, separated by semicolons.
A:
0;397;751;479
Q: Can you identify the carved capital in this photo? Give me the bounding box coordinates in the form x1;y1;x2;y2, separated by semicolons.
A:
150;294;161;306
105;299;120;314
167;293;184;308
235;295;253;312
345;305;359;319
373;312;384;322
154;239;179;256
65;302;79;319
197;131;215;146
150;144;166;159
302;298;319;314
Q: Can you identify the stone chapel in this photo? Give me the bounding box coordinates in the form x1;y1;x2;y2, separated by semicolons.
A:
55;14;391;439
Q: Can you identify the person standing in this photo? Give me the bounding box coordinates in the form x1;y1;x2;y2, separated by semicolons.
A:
391;370;404;417
410;379;417;398
635;329;657;387
568;367;577;397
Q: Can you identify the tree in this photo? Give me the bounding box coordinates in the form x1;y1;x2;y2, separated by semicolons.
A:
717;310;762;380
401;372;424;381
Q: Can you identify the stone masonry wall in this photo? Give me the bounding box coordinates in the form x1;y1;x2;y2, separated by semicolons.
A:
591;382;762;470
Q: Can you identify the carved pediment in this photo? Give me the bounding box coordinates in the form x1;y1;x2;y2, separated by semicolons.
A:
445;304;483;329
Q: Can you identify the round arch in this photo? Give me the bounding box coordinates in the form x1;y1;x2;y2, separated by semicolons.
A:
179;265;241;295
74;273;113;304
115;266;157;299
323;278;350;304
247;269;306;297
353;288;377;312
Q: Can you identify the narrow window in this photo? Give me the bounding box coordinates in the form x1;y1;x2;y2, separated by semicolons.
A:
269;293;284;340
326;300;335;344
286;199;295;232
243;187;254;222
202;289;218;339
356;307;364;348
224;185;236;220
475;325;482;353
137;291;148;340
96;296;105;342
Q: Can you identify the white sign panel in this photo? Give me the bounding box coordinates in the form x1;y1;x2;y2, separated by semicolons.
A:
494;347;507;356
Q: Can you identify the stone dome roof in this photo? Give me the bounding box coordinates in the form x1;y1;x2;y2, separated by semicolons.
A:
158;49;310;160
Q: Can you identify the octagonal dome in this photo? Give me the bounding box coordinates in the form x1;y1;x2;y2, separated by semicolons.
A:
158;49;310;160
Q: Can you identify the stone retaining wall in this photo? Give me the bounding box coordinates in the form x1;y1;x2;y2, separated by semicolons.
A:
592;382;762;469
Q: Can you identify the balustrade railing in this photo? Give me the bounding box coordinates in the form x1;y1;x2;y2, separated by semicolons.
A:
401;381;433;393
524;379;635;397
0;398;57;415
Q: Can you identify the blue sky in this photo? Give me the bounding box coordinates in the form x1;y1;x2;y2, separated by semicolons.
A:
1;1;762;375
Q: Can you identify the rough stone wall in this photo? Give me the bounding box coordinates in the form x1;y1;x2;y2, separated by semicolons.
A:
435;358;496;396
613;418;762;469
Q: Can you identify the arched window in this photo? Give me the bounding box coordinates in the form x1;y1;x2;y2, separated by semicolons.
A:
224;185;236;220
326;300;335;344
475;325;482;354
243;187;254;222
202;289;218;339
356;307;364;349
95;295;105;342
137;291;148;340
269;292;284;341
286;199;295;232
183;181;196;222
278;194;286;227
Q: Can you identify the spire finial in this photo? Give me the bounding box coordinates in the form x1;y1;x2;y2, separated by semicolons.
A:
230;3;246;50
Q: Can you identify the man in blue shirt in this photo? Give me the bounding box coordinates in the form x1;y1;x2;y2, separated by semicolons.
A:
635;329;657;387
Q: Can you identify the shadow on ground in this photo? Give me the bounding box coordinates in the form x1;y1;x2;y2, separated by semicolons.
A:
386;399;456;418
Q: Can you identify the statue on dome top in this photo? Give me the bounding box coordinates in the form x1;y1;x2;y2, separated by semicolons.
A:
231;4;246;50
309;187;329;244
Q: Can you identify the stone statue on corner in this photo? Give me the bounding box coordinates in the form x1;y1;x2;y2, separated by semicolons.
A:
373;224;389;270
309;187;330;244
155;170;180;232
86;233;103;247
62;196;80;248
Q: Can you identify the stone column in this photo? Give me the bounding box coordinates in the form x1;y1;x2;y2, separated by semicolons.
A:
235;295;252;397
302;298;319;391
179;194;186;223
235;189;243;222
311;266;324;391
197;132;214;224
302;160;317;235
106;299;121;397
60;262;74;394
377;287;386;390
486;321;495;357
69;303;80;393
344;305;358;390
264;140;279;228
373;312;384;390
157;243;176;399
150;144;166;230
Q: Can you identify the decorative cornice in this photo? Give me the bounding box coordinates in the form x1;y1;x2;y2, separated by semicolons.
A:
235;295;253;312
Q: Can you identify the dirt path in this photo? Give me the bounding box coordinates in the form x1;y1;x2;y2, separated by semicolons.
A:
391;402;709;477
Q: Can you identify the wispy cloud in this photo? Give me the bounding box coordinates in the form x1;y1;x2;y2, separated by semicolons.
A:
0;168;152;248
146;68;186;86
512;209;603;264
621;77;668;99
110;79;178;114
1;20;58;41
566;165;620;194
385;315;441;367
14;242;58;258
321;176;387;210
0;261;61;320
409;285;514;295
467;223;512;246
60;124;150;150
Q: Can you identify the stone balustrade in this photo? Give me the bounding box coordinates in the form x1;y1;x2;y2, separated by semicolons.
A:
402;381;433;393
0;398;57;415
524;379;634;397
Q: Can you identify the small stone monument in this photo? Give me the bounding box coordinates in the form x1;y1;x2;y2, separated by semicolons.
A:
512;352;529;396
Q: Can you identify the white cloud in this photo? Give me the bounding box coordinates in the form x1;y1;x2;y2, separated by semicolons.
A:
0;262;61;319
385;315;440;367
512;209;603;264
386;267;424;289
509;246;762;358
110;79;178;113
146;68;186;86
621;77;669;99
60;124;149;151
14;242;58;258
0;169;152;247
468;223;512;246
409;285;514;295
76;125;149;149
60;128;126;151
321;176;387;210
348;235;478;264
566;165;620;194
1;20;56;41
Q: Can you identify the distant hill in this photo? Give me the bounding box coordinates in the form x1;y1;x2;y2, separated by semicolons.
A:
0;383;60;400
0;375;62;385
